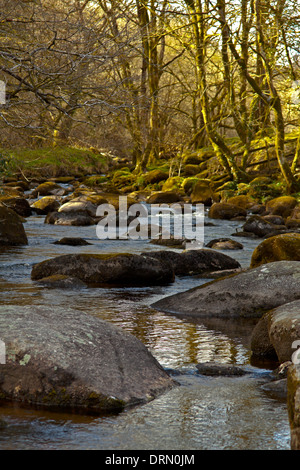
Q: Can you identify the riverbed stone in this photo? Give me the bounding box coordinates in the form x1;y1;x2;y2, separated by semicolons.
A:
196;362;248;376
208;202;247;220
146;191;182;204
31;253;175;286
242;215;286;238
35;274;87;289
0;204;28;246
151;261;300;319
251;300;300;364
53;237;92;246
0;305;177;413
250;233;300;268
265;196;298;218
0;197;32;217
45;211;95;226
31;181;66;197
31;196;61;215
141;249;241;276
205;238;244;250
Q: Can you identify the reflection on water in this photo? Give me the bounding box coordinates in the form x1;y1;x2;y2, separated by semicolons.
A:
0;215;291;450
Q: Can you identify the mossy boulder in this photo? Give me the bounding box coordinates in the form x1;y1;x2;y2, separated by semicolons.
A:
208;202;247;220
266;196;298;219
162;176;183;192
0;197;32;217
31;181;66;197
182;164;200;176
250;233;300;268
144;169;169;185
31;196;61;215
227;195;256;209
0;204;28;246
111;169;135;189
31;253;175;286
190;179;213;205
142;249;240;276
146;191;182;204
182;177;198;195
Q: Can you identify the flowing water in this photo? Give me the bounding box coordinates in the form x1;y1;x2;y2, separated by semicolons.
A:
0;208;291;450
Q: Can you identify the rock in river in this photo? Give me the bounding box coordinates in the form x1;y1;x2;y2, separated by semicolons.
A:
141;249;241;276
0;203;28;246
0;305;177;413
151;261;300;319
31;252;175;286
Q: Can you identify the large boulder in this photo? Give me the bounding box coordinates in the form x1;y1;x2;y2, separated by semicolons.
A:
151;261;300;319
242;215;286;238
31;181;66;197
190;179;213;205
250;233;300;268
0;305;176;413
31;196;61;215
45;211;95;226
144;169;169;185
0;204;28;246
146;191;182;204
265;196;298;219
141;249;241;276
251;300;300;363
208;202;247;220
0;197;32;217
31;253;175;286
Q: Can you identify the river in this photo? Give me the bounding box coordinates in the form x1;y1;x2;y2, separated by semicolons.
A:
0;207;291;450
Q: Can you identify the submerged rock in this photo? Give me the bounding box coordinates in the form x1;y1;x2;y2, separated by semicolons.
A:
0;305;177;413
0;204;28;246
53;237;92;246
31;252;175;286
36;274;87;289
152;261;300;319
205;238;244;250
196;362;248;377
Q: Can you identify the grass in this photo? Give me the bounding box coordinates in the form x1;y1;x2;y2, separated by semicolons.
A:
2;146;110;179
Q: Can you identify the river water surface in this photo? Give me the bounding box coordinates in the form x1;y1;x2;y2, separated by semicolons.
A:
0;208;291;450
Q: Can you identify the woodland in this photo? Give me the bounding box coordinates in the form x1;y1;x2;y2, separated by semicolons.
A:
0;0;299;193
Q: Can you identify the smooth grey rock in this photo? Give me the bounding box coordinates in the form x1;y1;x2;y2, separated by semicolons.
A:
0;305;177;413
152;261;300;319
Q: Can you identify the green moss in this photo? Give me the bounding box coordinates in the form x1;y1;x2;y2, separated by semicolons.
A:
2;146;110;178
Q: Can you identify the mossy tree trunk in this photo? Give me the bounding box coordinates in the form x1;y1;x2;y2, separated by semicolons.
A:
185;0;248;183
